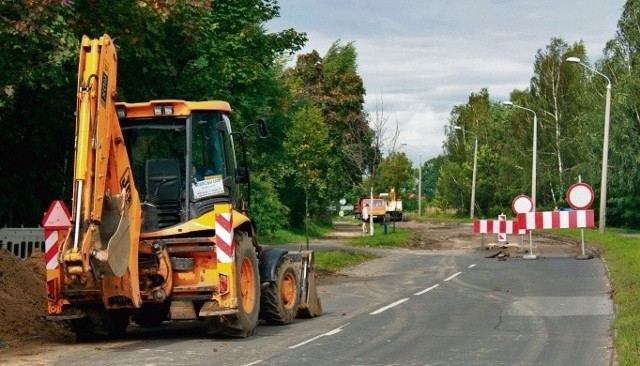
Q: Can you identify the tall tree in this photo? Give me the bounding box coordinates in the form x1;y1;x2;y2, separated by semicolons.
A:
0;0;78;225
439;89;516;217
529;38;591;207
598;0;640;228
421;156;443;203
365;98;400;195
283;106;334;227
284;41;371;201
0;0;307;226
375;152;413;196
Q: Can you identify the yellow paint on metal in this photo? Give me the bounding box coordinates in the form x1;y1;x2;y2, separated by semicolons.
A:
141;208;249;239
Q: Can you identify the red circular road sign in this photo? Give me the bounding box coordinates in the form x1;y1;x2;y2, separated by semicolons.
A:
512;195;533;214
566;182;594;210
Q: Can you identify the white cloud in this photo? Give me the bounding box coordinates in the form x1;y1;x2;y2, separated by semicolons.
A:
267;0;625;164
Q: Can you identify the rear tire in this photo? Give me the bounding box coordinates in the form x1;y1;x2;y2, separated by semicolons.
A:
132;303;169;328
260;257;300;325
71;308;130;342
213;231;259;338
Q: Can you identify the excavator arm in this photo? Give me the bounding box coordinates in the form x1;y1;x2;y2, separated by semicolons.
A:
62;34;142;308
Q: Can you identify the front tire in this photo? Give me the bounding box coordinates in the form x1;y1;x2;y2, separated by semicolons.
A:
260;257;300;325
214;231;259;337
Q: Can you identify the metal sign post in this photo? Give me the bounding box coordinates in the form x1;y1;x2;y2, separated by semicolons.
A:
567;182;595;260
512;195;536;259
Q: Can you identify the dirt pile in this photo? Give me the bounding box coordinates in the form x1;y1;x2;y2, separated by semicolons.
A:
401;221;478;250
346;220;595;257
0;249;73;350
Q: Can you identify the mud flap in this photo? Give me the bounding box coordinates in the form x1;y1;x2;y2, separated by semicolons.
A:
296;251;322;318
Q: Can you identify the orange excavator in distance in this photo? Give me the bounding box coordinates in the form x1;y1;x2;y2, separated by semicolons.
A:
45;34;321;341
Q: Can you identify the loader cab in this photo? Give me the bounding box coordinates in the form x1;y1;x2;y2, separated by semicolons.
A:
117;100;242;231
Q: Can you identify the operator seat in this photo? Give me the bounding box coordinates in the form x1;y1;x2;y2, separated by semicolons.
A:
145;158;181;228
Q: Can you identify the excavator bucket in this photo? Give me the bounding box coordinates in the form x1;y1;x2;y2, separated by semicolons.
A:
92;192;131;277
294;251;322;318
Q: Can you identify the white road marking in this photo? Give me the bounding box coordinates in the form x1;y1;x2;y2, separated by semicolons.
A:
243;360;263;366
286;265;471;355
414;283;440;296
369;298;409;315
289;323;350;349
444;272;462;281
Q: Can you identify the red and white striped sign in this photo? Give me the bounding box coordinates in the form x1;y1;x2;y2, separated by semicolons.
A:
473;218;526;235
44;230;60;270
517;210;595;230
41;200;71;270
215;213;234;263
497;214;507;242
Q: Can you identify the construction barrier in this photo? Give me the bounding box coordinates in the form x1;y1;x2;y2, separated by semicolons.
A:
0;227;45;259
517;210;595;230
473;218;526;235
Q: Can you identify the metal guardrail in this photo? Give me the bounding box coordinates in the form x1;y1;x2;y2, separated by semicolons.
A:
0;227;45;259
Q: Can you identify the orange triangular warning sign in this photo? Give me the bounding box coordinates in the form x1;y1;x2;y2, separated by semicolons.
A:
42;200;71;229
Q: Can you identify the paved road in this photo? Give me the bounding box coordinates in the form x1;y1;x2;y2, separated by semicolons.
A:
274;245;614;366
3;244;613;366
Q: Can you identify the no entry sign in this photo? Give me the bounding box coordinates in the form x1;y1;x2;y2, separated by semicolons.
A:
566;182;594;210
512;195;533;214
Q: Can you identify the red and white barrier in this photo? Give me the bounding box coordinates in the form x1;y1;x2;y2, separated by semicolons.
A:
473;219;526;235
517;210;595;230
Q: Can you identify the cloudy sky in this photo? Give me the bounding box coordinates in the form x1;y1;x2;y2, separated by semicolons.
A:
266;0;625;165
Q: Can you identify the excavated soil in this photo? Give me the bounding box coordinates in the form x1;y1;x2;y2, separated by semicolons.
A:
328;219;598;258
0;219;599;357
394;220;600;258
0;250;75;354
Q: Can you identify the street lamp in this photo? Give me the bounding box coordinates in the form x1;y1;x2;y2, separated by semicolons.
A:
400;143;423;216
566;56;611;234
503;101;538;211
454;126;478;219
503;101;538;260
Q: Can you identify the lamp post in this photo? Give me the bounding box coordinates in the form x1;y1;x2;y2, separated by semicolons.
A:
566;57;611;234
418;152;422;216
454;126;478;219
400;143;423;216
503;101;538;211
504;101;538;260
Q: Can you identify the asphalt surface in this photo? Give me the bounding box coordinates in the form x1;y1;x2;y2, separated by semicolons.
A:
0;222;614;366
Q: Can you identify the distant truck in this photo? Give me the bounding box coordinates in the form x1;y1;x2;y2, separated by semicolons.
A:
354;197;386;222
379;192;403;222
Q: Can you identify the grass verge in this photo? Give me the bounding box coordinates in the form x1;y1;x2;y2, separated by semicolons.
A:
256;220;382;274
257;221;333;245
314;250;379;272
346;226;413;248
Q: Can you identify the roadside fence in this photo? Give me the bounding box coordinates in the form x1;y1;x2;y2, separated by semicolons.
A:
0;226;45;259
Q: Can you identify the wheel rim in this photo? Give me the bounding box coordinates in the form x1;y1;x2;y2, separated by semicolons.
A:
281;271;297;309
240;257;256;313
